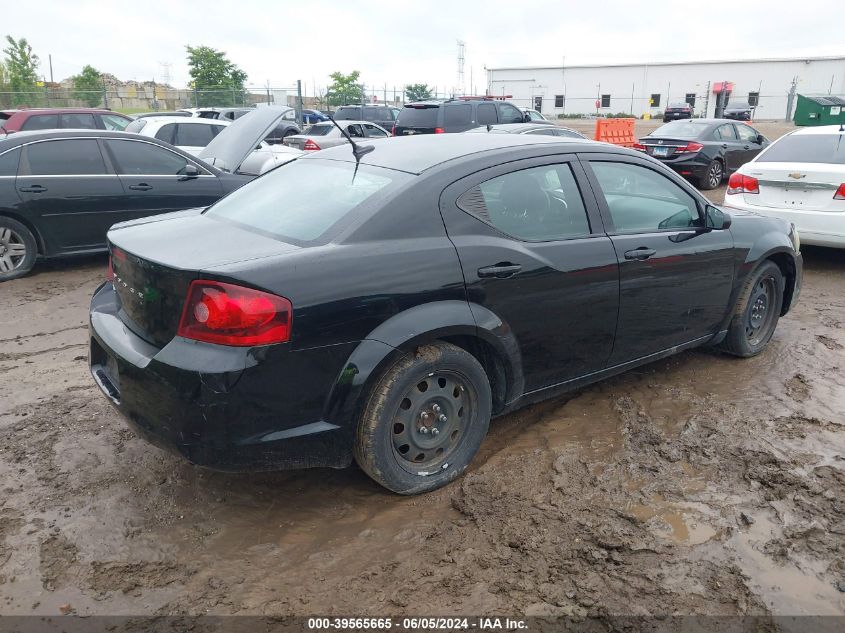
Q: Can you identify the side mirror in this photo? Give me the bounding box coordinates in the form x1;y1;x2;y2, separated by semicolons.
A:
178;164;200;180
756;134;766;144
705;205;732;230
523;113;531;123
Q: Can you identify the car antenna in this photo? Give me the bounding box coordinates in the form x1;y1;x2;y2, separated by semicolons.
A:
327;115;374;181
486;124;492;132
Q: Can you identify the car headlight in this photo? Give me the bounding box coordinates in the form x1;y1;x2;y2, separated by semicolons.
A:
789;223;801;253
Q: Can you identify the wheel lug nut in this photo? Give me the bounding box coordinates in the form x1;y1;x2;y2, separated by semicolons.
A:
432;404;440;413
439;414;447;423
420;412;429;420
431;428;440;436
419;426;429;434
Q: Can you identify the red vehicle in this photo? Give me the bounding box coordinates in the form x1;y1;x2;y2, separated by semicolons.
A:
0;108;132;133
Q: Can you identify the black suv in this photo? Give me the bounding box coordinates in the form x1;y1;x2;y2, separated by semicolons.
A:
333;105;397;132
394;99;527;135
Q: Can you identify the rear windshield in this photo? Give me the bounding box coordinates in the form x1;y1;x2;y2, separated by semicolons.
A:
650;121;710;139
758;133;845;164
305;124;334;136
334;107;360;120
667;103;689;109
206;159;409;242
397;106;438;127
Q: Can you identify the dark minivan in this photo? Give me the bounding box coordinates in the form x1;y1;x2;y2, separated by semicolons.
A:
333;105;397;132
394;99;526;135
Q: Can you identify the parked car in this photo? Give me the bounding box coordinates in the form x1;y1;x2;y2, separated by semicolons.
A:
283;120;390;150
723;125;845;248
302;109;330;124
0;108;301;280
194;107;255;122
635;119;769;190
0;108;132;133
131;111;193;119
519;108;554;124
465;123;585;138
333;104;397;132
125;116;228;155
724;106;753;121
88;133;801;494
663;102;693;122
394;98;527;135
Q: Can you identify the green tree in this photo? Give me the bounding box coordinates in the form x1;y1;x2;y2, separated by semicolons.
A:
186;45;247;107
3;35;40;106
404;83;432;102
71;64;102;107
327;70;362;107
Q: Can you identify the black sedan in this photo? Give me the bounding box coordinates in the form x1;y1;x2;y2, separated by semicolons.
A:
89;134;802;494
0;107;291;280
663;102;693;122
635;119;769;190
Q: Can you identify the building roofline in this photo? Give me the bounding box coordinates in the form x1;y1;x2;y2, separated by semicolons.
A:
488;55;845;73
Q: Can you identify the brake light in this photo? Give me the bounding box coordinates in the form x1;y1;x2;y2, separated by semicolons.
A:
674;142;703;154
834;183;845;200
727;173;759;195
434;127;445;134
633;142;647;152
303;139;321;151
178;280;292;347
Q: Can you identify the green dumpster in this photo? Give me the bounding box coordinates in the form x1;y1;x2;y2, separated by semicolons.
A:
794;94;845;126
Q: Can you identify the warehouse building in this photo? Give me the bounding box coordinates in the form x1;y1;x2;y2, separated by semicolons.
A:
486;55;845;120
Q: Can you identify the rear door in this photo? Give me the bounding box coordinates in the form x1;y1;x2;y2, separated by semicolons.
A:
442;103;473;132
103;138;224;220
476;102;498;127
17;138;125;253
60;113;98;130
440;156;619;391
582;155;734;365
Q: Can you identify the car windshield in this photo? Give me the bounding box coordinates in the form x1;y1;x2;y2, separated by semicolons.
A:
650;121;710;138
305;124;334;136
334;107;359;120
397;106;438;127
758;133;845;165
205;159;409;242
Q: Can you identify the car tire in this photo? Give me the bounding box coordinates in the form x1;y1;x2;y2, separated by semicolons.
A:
0;216;37;281
354;342;492;495
721;261;784;357
699;159;724;190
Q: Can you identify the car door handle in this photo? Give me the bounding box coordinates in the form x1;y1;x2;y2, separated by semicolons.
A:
128;183;153;191
478;263;522;278
743;145;750;149
720;144;728;149
19;184;47;193
624;247;657;260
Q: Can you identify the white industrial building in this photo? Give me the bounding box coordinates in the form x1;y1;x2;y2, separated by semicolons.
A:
486;55;845;120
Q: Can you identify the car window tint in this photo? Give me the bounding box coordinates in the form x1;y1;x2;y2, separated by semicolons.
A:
714;124;737;140
758;134;845;164
101;114;129;131
61;113;98;129
363;107;379;121
334;107;359;120
105;139;190;175
397;106;438;127
175;123;215;147
305;124;334;136
498;103;523;124
20;114;59;131
736;124;759;142
477;103;497;125
591;161;700;233
0;147;21;176
154;123;177;144
458;164;591;241
347;124;365;138
27;139;107;175
444;104;472;126
364;124;388;138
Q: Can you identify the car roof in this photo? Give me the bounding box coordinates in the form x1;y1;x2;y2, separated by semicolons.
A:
0;108;119;115
787;124;845;135
302;133;607;175
469;123;558;133
139;116;229;126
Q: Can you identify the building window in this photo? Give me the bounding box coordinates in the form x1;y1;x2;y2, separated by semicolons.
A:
748;92;760;106
600;94;611;108
554;95;564;108
685;93;696;107
650;93;661;108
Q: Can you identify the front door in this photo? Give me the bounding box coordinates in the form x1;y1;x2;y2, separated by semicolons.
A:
583;155;735;366
17;138;126;253
102;139;224;220
440;157;619;393
534;96;543;112
713;123;745;172
735;123;766;164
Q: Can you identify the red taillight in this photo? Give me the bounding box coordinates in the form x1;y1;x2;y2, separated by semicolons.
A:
834;183;845;200
177;280;292;347
303;139;321;151
391;124;396;136
434;127;445;134
727;172;759;195
674;142;703;154
633;142;647;152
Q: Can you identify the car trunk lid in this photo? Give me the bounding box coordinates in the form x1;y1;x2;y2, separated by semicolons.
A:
741;162;845;212
199;106;293;174
638;137;694;158
394;104;440;135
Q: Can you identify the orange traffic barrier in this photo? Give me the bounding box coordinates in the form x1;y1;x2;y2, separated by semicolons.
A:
594;118;637;147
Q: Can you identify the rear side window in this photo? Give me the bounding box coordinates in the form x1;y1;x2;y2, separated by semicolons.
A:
99;114;130;130
105;139;191;175
61;113;98;129
758;134;845;164
175;123;216;147
0;147;21;176
305;124;334;136
397;106;438;127
334;107;359;120
458;164;590;241
444;104;471;127
21;114;59;131
27;139;107;175
154;123;177;144
363;107;379;121
477;103;497;125
714;124;737;141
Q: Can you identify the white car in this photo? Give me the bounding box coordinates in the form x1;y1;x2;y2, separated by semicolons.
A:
723;125;845;248
125;114;302;175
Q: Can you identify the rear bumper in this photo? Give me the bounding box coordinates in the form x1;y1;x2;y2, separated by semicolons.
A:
88;282;357;471
724;198;845;248
650;153;711;179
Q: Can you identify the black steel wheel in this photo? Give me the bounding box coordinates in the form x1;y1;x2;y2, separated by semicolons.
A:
699;159;724;190
0;217;37;281
722;261;784;357
355;342;492;494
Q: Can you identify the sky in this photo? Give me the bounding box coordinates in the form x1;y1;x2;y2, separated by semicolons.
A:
3;0;843;98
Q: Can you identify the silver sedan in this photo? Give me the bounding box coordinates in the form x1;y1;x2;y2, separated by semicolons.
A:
283;120;391;151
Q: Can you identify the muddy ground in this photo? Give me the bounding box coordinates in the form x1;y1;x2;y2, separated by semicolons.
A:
1;123;844;622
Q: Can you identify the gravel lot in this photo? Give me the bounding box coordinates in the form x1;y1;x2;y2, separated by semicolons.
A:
1;121;844;620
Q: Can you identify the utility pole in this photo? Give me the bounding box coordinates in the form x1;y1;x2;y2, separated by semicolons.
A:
296;80;303;125
703;80;711;118
48;54;53;83
786;76;798;122
102;76;108;109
